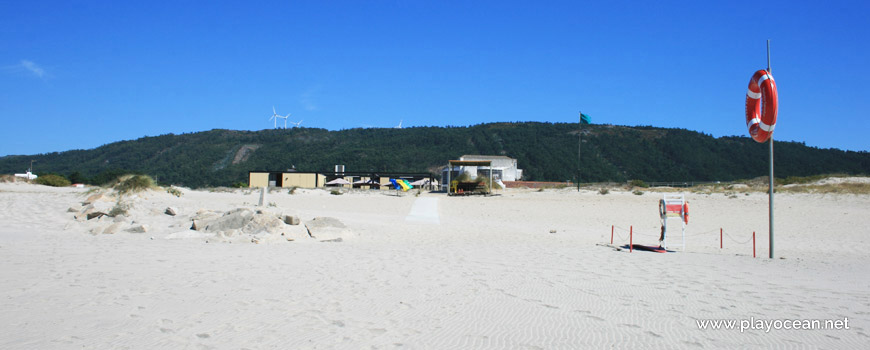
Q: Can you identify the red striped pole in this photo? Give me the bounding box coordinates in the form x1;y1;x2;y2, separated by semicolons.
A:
753;231;756;258
630;226;633;253
720;228;723;249
611;225;614;244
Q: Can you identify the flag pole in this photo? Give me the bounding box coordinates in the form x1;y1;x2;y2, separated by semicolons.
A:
578;111;582;192
767;39;775;259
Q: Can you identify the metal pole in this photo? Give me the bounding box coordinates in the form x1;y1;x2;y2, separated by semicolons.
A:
578;111;582;191
447;161;451;195
767;39;774;259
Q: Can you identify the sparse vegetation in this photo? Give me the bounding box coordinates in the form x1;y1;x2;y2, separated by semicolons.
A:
599;188;609;195
108;201;129;217
330;189;343;195
632;190;644;195
232;182;247;188
288;186;298;195
114;174;156;194
35;174;71;187
777;174;852;186
778;182;870;194
628;179;649;188
166;187;183;197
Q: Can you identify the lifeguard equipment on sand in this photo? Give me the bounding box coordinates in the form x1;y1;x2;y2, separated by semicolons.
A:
659;194;688;250
745;69;778;143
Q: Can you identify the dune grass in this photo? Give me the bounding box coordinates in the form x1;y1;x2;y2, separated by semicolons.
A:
113;175;157;194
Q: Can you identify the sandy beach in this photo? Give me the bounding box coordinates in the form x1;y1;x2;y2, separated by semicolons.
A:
1;181;869;349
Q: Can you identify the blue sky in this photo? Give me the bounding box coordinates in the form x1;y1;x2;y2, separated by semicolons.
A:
2;0;868;157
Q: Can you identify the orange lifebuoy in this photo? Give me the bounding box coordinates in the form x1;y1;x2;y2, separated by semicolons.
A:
745;69;778;143
683;202;689;224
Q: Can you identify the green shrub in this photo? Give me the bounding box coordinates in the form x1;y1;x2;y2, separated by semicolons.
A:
628;179;649;188
166;187;183;197
632;190;644;195
232;182;248;188
330;189;343;195
36;174;71;187
115;175;156;194
599;188;610;195
288;186;298;195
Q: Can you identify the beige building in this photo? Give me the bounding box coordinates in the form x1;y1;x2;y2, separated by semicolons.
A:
248;171;328;188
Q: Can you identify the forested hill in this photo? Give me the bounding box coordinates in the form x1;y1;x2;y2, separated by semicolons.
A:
2;122;869;188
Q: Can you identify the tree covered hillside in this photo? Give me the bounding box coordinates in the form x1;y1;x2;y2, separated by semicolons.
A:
1;122;868;188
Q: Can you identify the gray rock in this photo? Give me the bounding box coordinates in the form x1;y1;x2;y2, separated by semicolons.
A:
127;224;149;233
165;207;178;216
103;222;122;234
191;208;285;238
87;212;108;220
283;215;301;225
304;217;352;242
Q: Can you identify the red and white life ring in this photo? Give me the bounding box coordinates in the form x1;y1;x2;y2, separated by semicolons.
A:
683;202;689;224
744;69;778;143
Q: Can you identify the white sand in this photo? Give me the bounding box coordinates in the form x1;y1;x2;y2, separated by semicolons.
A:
1;182;869;348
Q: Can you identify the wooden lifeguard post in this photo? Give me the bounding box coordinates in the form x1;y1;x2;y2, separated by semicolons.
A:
446;160;493;196
659;194;688;250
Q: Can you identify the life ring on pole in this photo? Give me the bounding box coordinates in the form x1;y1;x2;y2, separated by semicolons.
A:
745;69;778;143
682;202;689;224
658;199;666;219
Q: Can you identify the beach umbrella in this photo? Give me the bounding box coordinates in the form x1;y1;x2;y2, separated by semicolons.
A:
353;179;380;186
326;178;351;185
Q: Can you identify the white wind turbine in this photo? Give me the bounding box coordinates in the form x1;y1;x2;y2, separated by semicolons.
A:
291;119;303;128
269;107;291;129
394;119;403;129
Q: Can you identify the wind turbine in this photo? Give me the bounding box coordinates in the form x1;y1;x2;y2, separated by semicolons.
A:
291;119;303;128
395;119;403;129
269;107;279;128
269;107;291;129
278;113;290;129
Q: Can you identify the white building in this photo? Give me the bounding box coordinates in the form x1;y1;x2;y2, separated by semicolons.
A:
441;155;523;190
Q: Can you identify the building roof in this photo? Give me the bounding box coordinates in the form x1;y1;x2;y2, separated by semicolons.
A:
460;155;515;160
448;160;492;166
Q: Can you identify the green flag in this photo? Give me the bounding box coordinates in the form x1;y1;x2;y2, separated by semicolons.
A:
580;113;592;125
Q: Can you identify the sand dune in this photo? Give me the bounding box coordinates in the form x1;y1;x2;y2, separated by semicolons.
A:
1;182;868;348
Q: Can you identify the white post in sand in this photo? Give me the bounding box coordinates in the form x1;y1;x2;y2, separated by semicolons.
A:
258;187;266;206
